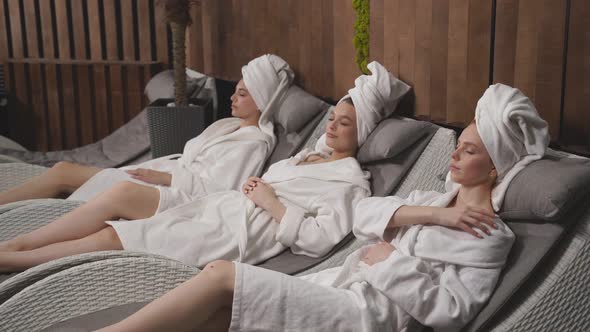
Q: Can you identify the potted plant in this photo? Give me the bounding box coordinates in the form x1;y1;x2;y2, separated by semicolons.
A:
147;0;212;158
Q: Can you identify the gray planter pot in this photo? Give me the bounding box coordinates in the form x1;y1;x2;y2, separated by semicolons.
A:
147;98;213;158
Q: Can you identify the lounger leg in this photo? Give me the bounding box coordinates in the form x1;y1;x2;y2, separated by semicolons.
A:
99;260;235;332
0;227;123;272
0;161;101;205
0;181;159;252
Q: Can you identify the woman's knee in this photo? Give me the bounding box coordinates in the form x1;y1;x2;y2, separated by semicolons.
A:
202;260;236;293
47;162;77;186
94;227;123;249
106;181;142;201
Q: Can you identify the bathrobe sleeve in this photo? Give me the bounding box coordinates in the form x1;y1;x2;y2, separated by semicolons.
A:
275;186;367;258
365;251;502;330
353;190;443;242
170;140;269;196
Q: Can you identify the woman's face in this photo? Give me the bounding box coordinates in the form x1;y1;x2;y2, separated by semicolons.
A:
325;102;358;153
230;80;260;120
450;123;496;186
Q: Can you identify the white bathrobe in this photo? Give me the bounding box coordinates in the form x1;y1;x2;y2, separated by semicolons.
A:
229;188;515;332
107;149;371;267
67;118;272;213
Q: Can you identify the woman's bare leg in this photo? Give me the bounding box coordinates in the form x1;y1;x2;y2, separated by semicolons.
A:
98;260;235;332
0;181;159;252
0;161;101;205
0;226;123;273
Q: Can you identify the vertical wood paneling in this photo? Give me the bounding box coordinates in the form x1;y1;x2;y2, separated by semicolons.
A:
87;0;103;60
70;0;87;59
109;65;126;129
563;0;590;150
23;0;39;58
125;65;143;121
45;64;63;149
103;0;119;60
77;66;95;146
446;0;470;124
494;0;566;140
398;0;416;91
7;0;23;58
333;0;359;98
319;0;334;98
38;0;55;59
430;1;449;122
370;0;385;64
121;0;136;61
0;1;8;61
493;0;518;85
154;0;169;64
201;0;220;74
2;0;589;153
29;64;48;150
54;0;71;59
382;0;399;73
93;64;109;139
187;2;204;70
59;65;78;148
466;0;492;119
413;0;433;119
138;0;152;61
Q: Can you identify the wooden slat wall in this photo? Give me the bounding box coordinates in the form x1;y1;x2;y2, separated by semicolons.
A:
494;0;566;141
369;0;491;125
1;0;166;151
1;0;589;153
193;0;355;100
562;0;590;153
189;0;589;154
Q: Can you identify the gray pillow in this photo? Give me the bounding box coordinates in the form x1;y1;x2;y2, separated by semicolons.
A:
275;85;331;133
357;115;432;163
144;70;204;103
500;155;590;221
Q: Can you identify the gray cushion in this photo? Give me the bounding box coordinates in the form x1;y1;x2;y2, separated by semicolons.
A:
275;85;331;133
357;115;432;163
500;155;590;221
144;70;205;103
461;219;567;332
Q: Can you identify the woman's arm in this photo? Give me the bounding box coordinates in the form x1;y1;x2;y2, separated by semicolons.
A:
390;205;496;238
171;140;268;196
243;177;286;221
366;251;502;330
275;187;367;258
354;191;497;241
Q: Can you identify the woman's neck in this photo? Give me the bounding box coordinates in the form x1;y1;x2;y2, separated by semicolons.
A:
239;117;259;128
455;183;494;212
328;149;355;162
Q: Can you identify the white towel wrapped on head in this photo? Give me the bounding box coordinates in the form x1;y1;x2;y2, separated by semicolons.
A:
446;83;550;211
242;54;294;151
316;61;410;154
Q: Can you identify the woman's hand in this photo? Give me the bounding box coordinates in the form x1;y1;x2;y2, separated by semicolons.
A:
243;177;277;210
243;177;286;221
432;206;497;238
125;168;172;186
361;242;395;266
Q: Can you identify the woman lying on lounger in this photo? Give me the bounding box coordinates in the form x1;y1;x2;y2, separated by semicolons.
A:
0;54;293;210
0;61;411;272
96;83;548;332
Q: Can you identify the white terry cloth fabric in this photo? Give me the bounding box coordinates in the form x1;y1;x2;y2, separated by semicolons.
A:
445;83;549;211
69;54;293;212
242;53;294;152
229;189;515;332
68;118;272;213
107;148;371;267
316;61;410;154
